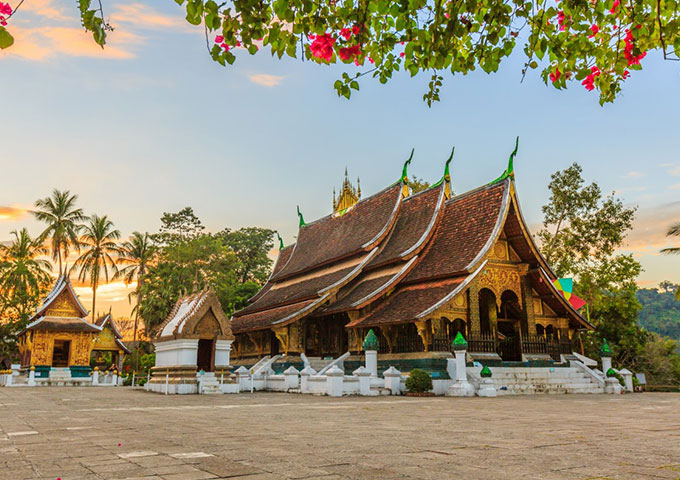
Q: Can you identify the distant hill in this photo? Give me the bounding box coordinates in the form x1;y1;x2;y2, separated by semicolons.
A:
637;283;680;341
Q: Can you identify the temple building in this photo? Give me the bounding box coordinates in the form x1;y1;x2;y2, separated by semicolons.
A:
17;275;129;378
231;145;593;370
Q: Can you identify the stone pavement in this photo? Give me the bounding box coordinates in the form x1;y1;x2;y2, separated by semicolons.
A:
0;388;678;480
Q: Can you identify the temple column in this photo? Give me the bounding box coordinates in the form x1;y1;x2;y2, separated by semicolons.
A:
468;280;481;334
521;274;536;336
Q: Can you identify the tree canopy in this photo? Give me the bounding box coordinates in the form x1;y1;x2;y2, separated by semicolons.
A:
1;0;677;105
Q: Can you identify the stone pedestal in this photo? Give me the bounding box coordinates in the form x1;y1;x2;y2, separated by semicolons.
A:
619;368;633;393
326;365;344;397
446;349;474;397
92;369;99;386
352;366;372;396
365;350;378;378
477;378;497;397
383;366;402;395
604;377;622;394
300;366;316;393
283;366;300;390
601;356;612;376
28;367;35;387
235;366;251;391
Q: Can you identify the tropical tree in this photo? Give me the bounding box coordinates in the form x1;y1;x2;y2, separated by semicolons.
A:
115;232;155;345
2;0;680;105
74;215;121;321
32;189;87;275
661;222;680;300
0;228;53;322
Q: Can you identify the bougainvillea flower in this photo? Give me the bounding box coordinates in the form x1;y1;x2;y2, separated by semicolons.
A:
589;24;599;37
214;35;224;43
0;2;11;15
340;28;351;40
352;25;360;35
549;67;561;83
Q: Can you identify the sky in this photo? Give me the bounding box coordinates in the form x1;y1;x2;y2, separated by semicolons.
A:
1;1;679;318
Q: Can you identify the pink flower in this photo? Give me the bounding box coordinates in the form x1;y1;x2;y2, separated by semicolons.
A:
352;25;360;35
310;33;336;61
549;67;561;83
609;0;619;14
214;35;224;43
622;70;630;79
0;16;6;26
338;44;361;61
0;3;11;15
400;52;405;58
557;11;566;31
581;66;600;91
623;28;646;66
589;24;599;37
368;57;374;64
340;28;351;40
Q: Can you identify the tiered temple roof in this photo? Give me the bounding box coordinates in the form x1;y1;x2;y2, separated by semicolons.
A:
232;151;591;334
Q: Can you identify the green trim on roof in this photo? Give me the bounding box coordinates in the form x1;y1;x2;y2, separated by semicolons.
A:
489;136;519;185
297;205;306;227
431;147;454;189
401;148;414;182
276;232;284;250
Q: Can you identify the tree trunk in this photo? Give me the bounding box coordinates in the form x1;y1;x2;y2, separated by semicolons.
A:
91;280;97;323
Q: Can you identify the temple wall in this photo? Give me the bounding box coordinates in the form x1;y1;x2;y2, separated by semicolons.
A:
155;339;198;367
214;340;233;368
24;331;94;367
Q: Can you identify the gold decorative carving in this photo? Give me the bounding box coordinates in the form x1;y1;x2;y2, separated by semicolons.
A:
478;266;522;308
45;292;81;318
415;320;431;352
27;331;96;366
93;328;118;350
381;326;397;354
194;311;220;337
289;322;303;353
272;326;289;355
491;241;508;260
347;328;362;352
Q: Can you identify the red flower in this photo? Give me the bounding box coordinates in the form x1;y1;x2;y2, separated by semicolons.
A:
310;33;336;61
549;67;561;83
400;52;405;58
338;44;361;61
589;24;599;38
581;66;600;91
215;35;224;43
0;2;11;15
609;0;619;14
623;70;630;79
352;25;360;35
557;11;566;31
340;28;351;40
623;28;646;66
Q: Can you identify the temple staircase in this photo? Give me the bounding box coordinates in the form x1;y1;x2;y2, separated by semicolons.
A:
198;372;222;394
486;367;604;395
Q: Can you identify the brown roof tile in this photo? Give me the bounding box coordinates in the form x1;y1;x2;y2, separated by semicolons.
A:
232;299;318;334
247;244;295;304
273;183;402;280
348;278;466;327
405;180;509;283
368;185;443;268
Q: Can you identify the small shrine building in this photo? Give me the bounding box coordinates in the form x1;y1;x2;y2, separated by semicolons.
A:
231;145;593;368
148;289;234;392
17;275;129;377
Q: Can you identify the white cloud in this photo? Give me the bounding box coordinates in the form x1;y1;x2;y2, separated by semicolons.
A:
249;74;284;87
670;183;680;190
623;171;645;178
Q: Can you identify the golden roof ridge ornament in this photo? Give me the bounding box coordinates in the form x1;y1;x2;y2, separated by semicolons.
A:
333;167;361;214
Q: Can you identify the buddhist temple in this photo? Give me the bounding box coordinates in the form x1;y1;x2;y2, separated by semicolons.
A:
231;143;593;372
17;275;129;378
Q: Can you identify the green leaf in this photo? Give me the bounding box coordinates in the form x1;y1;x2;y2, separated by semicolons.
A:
0;27;14;49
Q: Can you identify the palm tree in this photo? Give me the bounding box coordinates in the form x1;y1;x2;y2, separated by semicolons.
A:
661;222;680;300
115;232;154;345
74;215;121;321
0;228;53;321
32;189;87;275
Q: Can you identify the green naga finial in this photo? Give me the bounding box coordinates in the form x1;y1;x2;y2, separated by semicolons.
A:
431;147;454;189
600;338;612;357
297;205;305;227
401;148;414;182
276;231;284;250
480;365;492;378
363;329;379;351
489;136;519;185
451;331;467;350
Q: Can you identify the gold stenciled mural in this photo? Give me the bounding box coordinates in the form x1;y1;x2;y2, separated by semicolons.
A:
28;331;94;366
44;291;83;318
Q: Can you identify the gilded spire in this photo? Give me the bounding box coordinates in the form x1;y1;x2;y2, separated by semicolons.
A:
333;167;360;213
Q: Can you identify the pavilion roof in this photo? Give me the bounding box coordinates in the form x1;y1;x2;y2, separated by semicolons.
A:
31;275;89;321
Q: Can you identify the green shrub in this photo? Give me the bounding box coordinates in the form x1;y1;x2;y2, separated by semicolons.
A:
405;368;432;393
606;368;625;387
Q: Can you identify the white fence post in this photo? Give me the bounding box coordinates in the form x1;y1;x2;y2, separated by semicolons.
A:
326;365;344;397
28;366;36;387
446;333;475;397
283;366;300;390
300;366;316;393
353;366;371;396
92;368;99;386
383;366;402;395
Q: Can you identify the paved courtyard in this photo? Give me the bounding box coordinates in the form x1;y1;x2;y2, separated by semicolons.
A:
0;389;678;480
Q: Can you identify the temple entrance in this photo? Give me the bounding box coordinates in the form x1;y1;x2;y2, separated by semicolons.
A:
496;290;523;361
303;315;348;358
197;339;214;372
52;340;70;367
478;288;497;334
